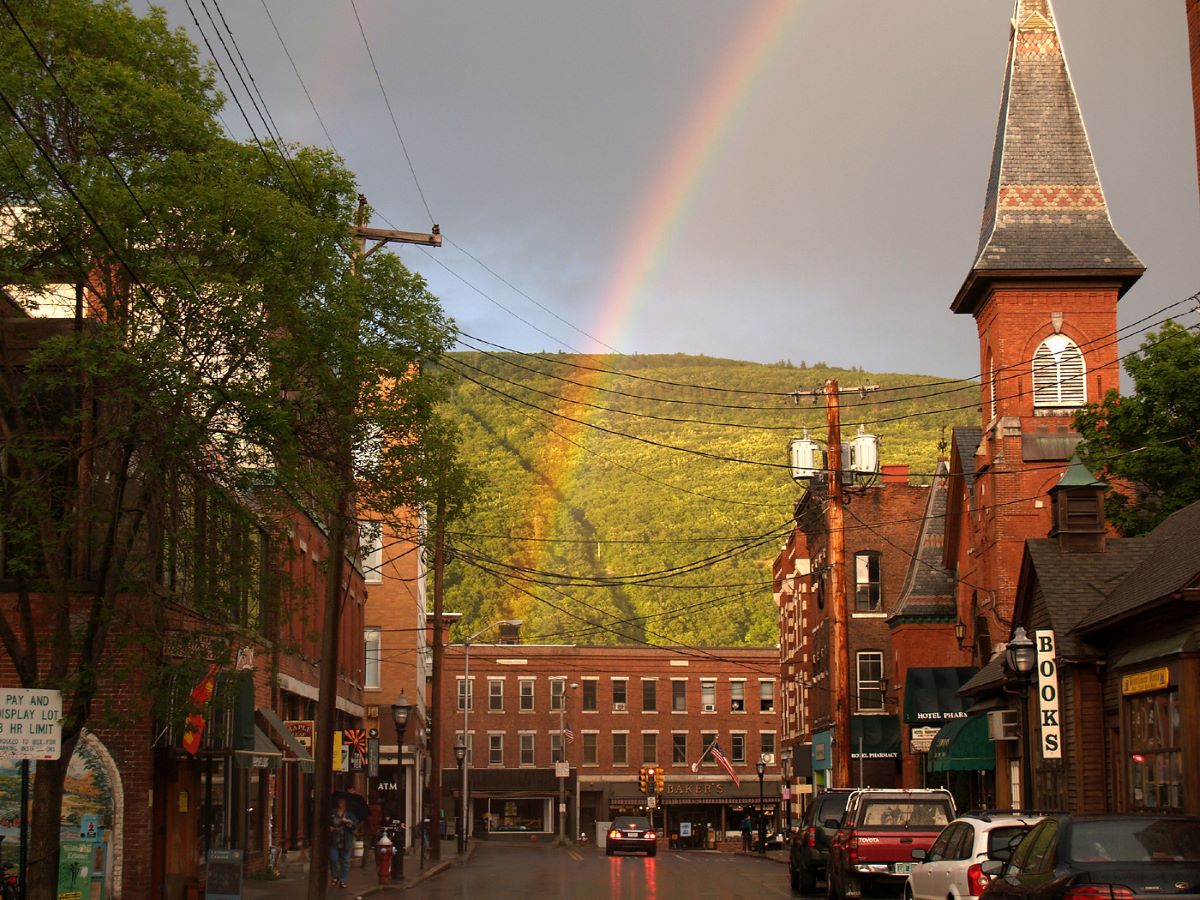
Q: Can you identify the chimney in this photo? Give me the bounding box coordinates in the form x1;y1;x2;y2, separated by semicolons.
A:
498;622;521;645
881;465;909;484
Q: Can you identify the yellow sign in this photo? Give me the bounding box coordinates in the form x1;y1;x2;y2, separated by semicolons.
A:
1122;667;1170;696
333;730;343;771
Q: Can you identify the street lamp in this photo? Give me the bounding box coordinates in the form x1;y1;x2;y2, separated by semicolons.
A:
556;681;579;846
453;738;466;853
781;749;792;835
458;618;523;853
1004;626;1037;809
391;692;413;881
756;756;767;854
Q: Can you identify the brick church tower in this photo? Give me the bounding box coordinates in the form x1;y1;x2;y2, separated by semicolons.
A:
949;0;1144;654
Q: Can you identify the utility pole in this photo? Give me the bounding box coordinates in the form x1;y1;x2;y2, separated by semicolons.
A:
825;379;852;789
308;197;440;899
428;495;447;862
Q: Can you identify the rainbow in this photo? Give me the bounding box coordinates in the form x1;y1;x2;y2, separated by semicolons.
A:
509;1;810;630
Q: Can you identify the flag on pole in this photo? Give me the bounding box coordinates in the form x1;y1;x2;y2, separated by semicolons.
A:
563;722;575;744
710;740;741;787
181;663;220;756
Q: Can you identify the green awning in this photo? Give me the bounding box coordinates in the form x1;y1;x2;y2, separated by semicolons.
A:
232;672;282;769
929;714;994;772
851;715;899;759
903;667;978;725
258;707;315;774
234;725;283;769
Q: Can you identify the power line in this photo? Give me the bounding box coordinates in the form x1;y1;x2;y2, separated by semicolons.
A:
258;0;341;155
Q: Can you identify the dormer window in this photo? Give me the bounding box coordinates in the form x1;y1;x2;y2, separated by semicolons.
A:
1032;334;1085;407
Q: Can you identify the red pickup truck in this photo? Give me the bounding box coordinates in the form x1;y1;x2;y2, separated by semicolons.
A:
826;789;956;900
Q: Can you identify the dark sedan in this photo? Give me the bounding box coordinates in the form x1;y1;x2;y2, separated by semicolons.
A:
606;815;658;857
981;815;1200;900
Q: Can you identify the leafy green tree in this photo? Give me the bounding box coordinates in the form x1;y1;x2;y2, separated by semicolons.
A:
1075;320;1200;536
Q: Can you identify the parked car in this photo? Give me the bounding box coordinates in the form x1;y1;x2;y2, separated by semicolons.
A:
791;789;855;893
606;815;658;857
980;814;1200;900
905;811;1043;900
827;789;956;900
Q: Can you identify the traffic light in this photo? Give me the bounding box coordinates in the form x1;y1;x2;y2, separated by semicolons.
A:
654;768;664;794
638;766;649;794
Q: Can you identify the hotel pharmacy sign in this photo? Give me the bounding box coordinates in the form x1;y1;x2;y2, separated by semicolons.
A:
1035;630;1062;760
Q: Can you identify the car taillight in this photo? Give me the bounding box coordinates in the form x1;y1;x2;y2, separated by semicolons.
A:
609;829;621;839
847;830;859;866
645;832;656;840
806;827;817;848
967;863;988;897
1064;887;1136;900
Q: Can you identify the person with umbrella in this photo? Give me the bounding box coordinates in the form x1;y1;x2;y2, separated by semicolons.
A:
329;794;361;888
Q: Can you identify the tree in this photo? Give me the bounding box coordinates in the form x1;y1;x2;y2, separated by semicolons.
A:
0;3;466;895
1074;320;1200;536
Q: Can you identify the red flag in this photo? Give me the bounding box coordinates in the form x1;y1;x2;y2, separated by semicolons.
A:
182;664;220;756
710;741;741;787
563;722;575;744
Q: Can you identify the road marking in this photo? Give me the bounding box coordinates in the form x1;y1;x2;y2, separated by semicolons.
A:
568;850;582;861
672;853;691;862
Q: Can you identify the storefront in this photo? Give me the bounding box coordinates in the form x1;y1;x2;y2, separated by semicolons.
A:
449;768;570;843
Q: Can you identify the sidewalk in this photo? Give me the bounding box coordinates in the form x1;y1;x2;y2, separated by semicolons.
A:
734;848;788;866
241;844;463;899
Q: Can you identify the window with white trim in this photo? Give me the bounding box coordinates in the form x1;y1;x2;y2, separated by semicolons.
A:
759;680;775;712
582;732;598;765
363;626;381;689
1033;334;1086;407
456;732;473;766
854;551;882;612
731;733;746;763
550;678;565;712
730;680;745;712
488;678;504;712
856;651;884;711
642;732;657;764
551;732;563;762
612;678;628;709
612;732;628;766
488;734;503;766
456;676;473;711
520;733;535;766
358;520;383;584
519;678;535;711
700;680;716;711
760;732;776;759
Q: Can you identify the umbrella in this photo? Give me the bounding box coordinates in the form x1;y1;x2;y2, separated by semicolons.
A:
332;790;369;823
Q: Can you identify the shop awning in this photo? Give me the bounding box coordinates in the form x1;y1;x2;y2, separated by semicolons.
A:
234;725;283;769
257;707;315;774
929;714;994;772
903;667;978;725
850;715;899;759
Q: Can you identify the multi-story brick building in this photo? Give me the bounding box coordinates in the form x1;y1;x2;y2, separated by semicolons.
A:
437;642;783;847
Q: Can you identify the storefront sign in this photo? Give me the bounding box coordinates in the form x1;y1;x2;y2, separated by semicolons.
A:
1035;630;1062;760
0;688;62;760
206;848;244;900
1122;667;1170;696
664;781;728;795
284;720;314;753
910;726;940;753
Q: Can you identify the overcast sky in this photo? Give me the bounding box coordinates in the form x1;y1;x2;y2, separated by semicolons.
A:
138;0;1200;381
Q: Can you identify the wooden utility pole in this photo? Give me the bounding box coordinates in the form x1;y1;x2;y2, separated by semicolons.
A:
307;197;440;899
825;378;852;788
428;495;447;861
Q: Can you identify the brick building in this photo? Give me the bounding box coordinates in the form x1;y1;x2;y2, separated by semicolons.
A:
436;642;782;847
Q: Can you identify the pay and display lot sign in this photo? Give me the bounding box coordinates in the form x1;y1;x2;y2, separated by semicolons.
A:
0;688;62;760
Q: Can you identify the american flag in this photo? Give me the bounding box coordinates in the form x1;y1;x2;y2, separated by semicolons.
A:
563;722;575;744
710;740;741;787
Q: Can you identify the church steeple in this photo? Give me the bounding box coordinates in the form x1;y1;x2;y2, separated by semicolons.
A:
952;0;1143;315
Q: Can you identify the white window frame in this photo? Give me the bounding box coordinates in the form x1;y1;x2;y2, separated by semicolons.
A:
730;679;746;712
612;677;628;710
612;730;629;766
641;731;658;765
488;677;504;712
488;733;503;767
700;679;716;712
582;731;599;766
759;679;775;713
730;731;747;764
457;676;474;712
1033;333;1086;407
519;678;535;712
550;677;565;712
358;520;383;584
363;626;381;690
519;732;535;766
856;650;884;712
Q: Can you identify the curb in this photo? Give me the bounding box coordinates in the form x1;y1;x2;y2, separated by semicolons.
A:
734;850;789;866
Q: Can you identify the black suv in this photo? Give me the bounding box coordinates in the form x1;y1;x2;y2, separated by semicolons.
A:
790;789;853;893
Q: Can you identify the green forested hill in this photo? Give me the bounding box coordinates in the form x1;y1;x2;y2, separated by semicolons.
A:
438;351;978;647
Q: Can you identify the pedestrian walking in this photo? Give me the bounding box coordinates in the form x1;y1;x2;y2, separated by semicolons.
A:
329;797;358;888
741;814;752;852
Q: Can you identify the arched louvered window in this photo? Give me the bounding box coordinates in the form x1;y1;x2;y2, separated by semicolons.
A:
1032;334;1085;407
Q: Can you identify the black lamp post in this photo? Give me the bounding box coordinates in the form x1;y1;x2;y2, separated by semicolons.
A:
756;757;767;853
453;738;466;854
392;692;413;880
1004;627;1037;809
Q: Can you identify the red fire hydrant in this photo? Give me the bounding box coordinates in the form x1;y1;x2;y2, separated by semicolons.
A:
375;834;395;885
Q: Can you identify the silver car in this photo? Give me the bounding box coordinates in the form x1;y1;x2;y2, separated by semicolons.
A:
905;812;1042;900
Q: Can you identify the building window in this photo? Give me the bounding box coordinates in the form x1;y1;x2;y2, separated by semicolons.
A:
582;680;598;711
672;733;688;764
759;680;775;712
672;680;687;712
520;679;535;711
854;551;882;612
359;520;382;584
1128;689;1182;811
761;732;776;759
363;627;381;689
582;732;598;765
613;732;628;766
731;733;746;763
457;677;473;712
613;678;628;709
550;678;565;712
701;680;716;712
857;651;884;712
730;680;745;712
551;732;563;762
488;678;504;712
642;732;657;764
1033;334;1086;407
642;679;657;712
456;733;473;766
700;731;717;764
520;734;535;766
489;734;503;766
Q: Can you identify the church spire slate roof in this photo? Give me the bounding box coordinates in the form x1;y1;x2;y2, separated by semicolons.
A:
952;0;1143;315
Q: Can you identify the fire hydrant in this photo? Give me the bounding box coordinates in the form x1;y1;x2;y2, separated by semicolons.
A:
375;834;395;885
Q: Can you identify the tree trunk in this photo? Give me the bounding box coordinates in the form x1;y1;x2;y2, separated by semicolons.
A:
26;735;78;898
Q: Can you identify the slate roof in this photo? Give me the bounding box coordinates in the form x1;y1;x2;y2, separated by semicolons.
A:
1023;538;1155;657
952;0;1142;315
889;460;957;622
1078;501;1200;631
959;655;1006;695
